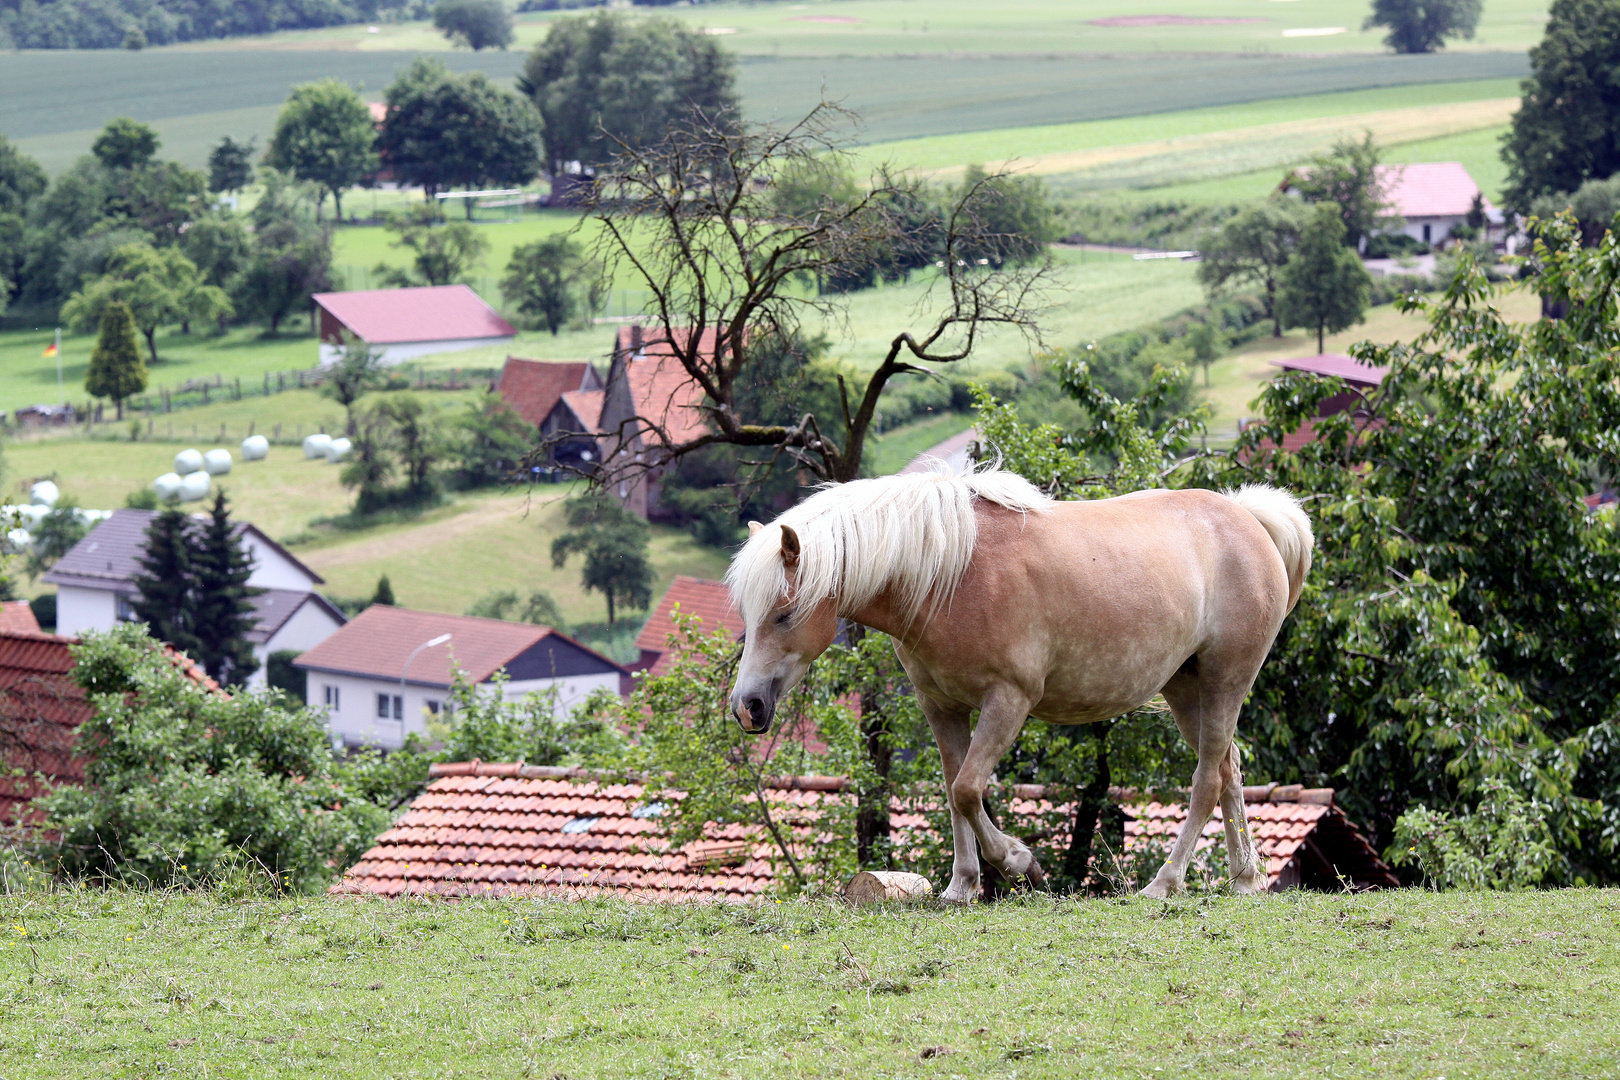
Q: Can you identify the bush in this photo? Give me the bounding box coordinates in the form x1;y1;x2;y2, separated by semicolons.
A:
266;648;307;701
1363;232;1430;259
1389;781;1560;890
36;624;389;892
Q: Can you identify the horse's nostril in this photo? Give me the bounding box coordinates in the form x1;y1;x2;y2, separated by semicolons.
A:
745;698;766;722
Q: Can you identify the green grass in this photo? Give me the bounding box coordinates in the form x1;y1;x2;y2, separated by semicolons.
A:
1;887;1616;1077
870;412;976;475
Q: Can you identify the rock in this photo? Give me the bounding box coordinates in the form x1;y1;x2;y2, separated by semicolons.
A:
843;871;934;906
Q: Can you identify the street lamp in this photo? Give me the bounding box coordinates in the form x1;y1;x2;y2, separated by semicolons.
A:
401;633;451;729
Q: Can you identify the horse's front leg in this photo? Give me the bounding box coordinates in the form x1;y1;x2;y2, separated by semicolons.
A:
919;698;982;904
948;687;1046;892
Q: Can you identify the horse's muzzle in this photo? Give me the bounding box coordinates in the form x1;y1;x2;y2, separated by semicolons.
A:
735;696;774;735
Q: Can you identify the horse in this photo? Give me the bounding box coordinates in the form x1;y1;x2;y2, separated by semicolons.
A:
724;466;1312;901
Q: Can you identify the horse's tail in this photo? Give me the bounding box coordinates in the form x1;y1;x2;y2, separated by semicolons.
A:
1227;484;1313;613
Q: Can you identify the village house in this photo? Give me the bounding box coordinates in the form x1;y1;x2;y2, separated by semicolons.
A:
312;285;516;367
631;576;742;677
596;325;712;518
1375;161;1507;249
42;509;345;690
293;605;626;751
494;356;605;472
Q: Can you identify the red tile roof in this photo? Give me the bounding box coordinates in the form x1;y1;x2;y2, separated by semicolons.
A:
0;631;89;825
634;577;742;675
313;285;515;346
1377;161;1486;219
0;601;40;635
496;358;596;427
332;766;1398;901
1271;353;1389;387
559;389;604;431
626;354;709;445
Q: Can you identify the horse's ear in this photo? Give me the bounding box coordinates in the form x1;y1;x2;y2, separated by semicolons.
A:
747;520;764;538
780;524;801;567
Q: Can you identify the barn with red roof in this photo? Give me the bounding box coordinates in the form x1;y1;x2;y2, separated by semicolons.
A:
313;285;516;367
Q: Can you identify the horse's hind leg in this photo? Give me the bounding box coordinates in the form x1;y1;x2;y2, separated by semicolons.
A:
1142;663;1262;898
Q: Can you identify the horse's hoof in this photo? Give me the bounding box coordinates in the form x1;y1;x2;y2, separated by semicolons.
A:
941;877;980;904
1020;856;1047;891
1230;871;1268;896
1139;876;1182;899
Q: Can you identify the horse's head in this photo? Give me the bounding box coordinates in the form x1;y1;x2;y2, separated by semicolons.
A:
728;520;838;735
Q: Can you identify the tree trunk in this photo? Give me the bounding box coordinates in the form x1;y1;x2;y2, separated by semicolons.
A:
333;189;344;223
853;626;894;869
1268;278;1282;337
1060;721;1112;891
1317;320;1325;354
143;327;159;366
606;592;616;625
114;397;124;421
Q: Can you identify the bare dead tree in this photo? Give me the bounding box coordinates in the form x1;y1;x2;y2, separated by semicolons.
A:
534;102;1052;490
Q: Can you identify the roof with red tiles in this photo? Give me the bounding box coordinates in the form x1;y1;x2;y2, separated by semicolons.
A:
1376;161;1485;219
0;600;40;635
313;285;516;346
0;631;89;825
496;357;598;427
559;389;604;432
331;765;1398;901
1271;353;1389;387
634;577;742;675
293;605;624;687
625;354;709;445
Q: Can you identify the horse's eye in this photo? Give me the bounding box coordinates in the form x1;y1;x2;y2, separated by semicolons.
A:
774;612;791;626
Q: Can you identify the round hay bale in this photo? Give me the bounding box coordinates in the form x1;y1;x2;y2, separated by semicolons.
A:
843;871;933;906
152;473;183;502
240;435;269;461
203;448;232;475
325;437;352;463
179;470;211;502
302;433;332;460
173;448;204;474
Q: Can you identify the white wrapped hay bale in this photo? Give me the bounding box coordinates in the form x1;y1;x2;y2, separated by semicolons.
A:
303;433;332;460
203;448;232;475
174;448;204;474
240;435;269;461
325;437;352;463
28;480;59;507
179;471;211;502
152;472;184;502
843;871;934;906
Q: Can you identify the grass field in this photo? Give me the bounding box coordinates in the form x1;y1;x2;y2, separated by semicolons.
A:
870;413;976;475
0;887;1615;1078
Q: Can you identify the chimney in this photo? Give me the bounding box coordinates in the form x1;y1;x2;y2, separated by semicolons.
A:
630;324;643;354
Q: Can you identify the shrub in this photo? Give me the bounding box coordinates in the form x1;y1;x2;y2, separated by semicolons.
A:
1389;781;1560;890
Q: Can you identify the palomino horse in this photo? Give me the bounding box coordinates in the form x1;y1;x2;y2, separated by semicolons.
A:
725;467;1311;901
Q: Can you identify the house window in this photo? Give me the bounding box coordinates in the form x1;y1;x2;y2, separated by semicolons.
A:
324;685;340;710
425;699;441;715
116;595;137;622
1422;223;1432;243
377;693;403;720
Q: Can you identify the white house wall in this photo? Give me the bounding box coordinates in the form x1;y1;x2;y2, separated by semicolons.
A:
307;670;615;751
319;337;516;369
247;600;346;690
54;584;120;637
240;536;320;591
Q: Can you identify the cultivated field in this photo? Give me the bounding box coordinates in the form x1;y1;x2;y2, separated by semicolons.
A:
0;888;1614;1078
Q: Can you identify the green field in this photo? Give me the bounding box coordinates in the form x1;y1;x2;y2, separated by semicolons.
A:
0;886;1615;1078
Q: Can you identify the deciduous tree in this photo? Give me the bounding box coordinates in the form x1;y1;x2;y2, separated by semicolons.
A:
378;58;542;201
501;234;599;333
1276;204;1373;352
550;496;653;625
374;207;489;286
62;243;230;364
233;171;332;334
1286;133;1393;251
1363;0;1482;53
1196;199;1304;337
91;117;159;171
264;80;379;221
433;0;514;50
207;136;256;195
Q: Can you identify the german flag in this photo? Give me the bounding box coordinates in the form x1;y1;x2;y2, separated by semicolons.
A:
43;342;57;358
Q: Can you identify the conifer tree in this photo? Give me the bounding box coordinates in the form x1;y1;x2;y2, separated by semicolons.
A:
371;574;396;607
190;491;263;687
85;301;148;420
131;508;200;661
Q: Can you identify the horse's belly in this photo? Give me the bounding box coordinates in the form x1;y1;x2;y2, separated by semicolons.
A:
1029;662;1179;725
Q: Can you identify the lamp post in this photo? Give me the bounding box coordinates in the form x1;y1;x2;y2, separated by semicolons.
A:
401;633;451;732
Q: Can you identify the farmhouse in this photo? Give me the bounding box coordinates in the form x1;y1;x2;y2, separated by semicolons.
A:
312;285;516;367
493;356;605;471
1376;161;1505;248
330;763;1397;900
293;606;626;751
632;576;742;676
42;509;346;690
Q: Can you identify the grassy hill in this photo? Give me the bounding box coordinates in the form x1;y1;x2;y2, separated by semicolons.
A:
0;886;1614;1077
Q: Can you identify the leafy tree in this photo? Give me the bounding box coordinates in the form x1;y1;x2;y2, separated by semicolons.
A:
1531;173;1620;247
62;243;230;365
1196;199;1304;337
955;164;1057;268
375;394;439;501
91;117;159;171
320;335;388;436
233;170;332;333
38;624;389;892
1363;0;1482;53
371;574;396;607
265;80;379;222
189;490;263;688
455;390;533;487
341;406;398;515
1286;132;1392;251
1502;0;1620;213
500;234;599;333
130;507;201;661
1277;204;1373;352
377;58;543;201
434;0;514;50
466;589;569;631
341;394;442;513
0;135;48;215
83;300;148;419
24;499;91;581
374;207;489;286
1185;321;1223;387
519;12;739;176
180;210;251;290
550;496;653;624
207;136;256;195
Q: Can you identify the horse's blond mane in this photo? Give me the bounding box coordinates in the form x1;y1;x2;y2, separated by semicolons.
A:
726;464;1053;631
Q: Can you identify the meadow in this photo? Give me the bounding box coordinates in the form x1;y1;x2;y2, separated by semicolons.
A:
0;887;1615;1078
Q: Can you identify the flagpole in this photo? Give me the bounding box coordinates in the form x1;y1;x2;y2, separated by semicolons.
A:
54;327;62;403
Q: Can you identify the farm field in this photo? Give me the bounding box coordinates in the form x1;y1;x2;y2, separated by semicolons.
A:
0;887;1615;1078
